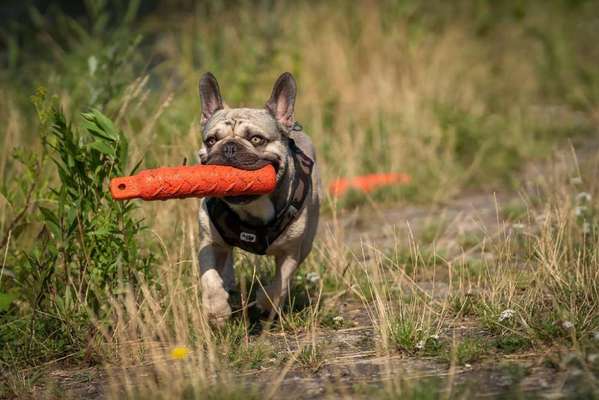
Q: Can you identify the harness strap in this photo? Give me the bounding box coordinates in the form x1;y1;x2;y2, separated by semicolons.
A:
206;137;313;255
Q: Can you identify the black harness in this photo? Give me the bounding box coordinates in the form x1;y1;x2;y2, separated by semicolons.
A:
205;138;314;255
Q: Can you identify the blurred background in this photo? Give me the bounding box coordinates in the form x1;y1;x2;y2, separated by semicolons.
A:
1;0;598;203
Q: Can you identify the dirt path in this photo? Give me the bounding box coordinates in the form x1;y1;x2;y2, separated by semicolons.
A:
36;188;594;399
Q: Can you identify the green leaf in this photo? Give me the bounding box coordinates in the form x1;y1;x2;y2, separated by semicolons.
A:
81;119;116;142
89;109;119;141
39;207;60;236
88;140;116;158
117;137;129;173
65;207;78;236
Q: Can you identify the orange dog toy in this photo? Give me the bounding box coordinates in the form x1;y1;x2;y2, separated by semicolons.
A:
110;164;276;201
329;172;411;197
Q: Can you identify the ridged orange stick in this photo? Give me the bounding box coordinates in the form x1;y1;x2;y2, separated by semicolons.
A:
110;164;277;201
329;172;411;197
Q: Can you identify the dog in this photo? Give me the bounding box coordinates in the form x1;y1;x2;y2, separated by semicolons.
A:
197;72;320;323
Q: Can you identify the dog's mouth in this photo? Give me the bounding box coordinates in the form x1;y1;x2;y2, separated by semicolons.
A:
205;150;280;171
204;153;281;205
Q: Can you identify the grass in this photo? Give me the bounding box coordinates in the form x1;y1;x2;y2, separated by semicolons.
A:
296;342;324;372
1;0;599;398
448;337;490;365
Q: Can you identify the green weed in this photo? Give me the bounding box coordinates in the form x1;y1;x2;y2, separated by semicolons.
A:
0;104;153;366
448;337;490;365
296;342;324;372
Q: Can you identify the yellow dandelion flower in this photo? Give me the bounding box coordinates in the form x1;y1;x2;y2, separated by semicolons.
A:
170;346;190;360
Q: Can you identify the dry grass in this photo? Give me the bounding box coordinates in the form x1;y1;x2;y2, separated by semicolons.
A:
69;148;596;399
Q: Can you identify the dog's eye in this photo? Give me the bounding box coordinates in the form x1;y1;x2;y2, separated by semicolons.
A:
205;137;216;147
250;136;266;146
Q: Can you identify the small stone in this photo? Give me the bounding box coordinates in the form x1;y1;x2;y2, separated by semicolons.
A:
498;309;515;322
306;272;320;284
562;321;574;330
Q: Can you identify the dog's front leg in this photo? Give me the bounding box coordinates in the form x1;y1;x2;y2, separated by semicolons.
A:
199;241;233;324
257;253;299;313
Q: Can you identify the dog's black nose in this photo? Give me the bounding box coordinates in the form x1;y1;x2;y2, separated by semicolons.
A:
223;142;237;159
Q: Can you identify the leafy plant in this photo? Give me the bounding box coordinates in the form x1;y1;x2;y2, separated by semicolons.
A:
0;102;153;364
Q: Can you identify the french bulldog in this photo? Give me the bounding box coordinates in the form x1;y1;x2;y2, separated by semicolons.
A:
197;72;320;323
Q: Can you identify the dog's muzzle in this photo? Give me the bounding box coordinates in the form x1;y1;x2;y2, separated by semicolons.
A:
205;141;272;171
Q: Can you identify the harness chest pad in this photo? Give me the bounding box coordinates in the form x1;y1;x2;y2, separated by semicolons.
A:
205;140;314;255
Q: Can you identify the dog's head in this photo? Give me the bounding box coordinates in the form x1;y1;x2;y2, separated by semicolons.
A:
198;72;297;204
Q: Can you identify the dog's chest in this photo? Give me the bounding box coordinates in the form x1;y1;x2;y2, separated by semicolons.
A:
229;196;275;225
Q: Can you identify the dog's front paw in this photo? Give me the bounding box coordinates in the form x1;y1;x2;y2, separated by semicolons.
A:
202;289;232;325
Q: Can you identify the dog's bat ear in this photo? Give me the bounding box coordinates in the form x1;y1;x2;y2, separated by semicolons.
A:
266;72;296;130
199;72;224;125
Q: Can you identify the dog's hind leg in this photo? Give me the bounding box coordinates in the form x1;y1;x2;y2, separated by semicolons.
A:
256;253;300;314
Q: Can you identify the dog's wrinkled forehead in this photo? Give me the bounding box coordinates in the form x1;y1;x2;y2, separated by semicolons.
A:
203;108;279;138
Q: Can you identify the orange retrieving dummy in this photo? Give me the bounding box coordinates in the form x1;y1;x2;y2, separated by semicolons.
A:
329;172;411;197
110;164;277;201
